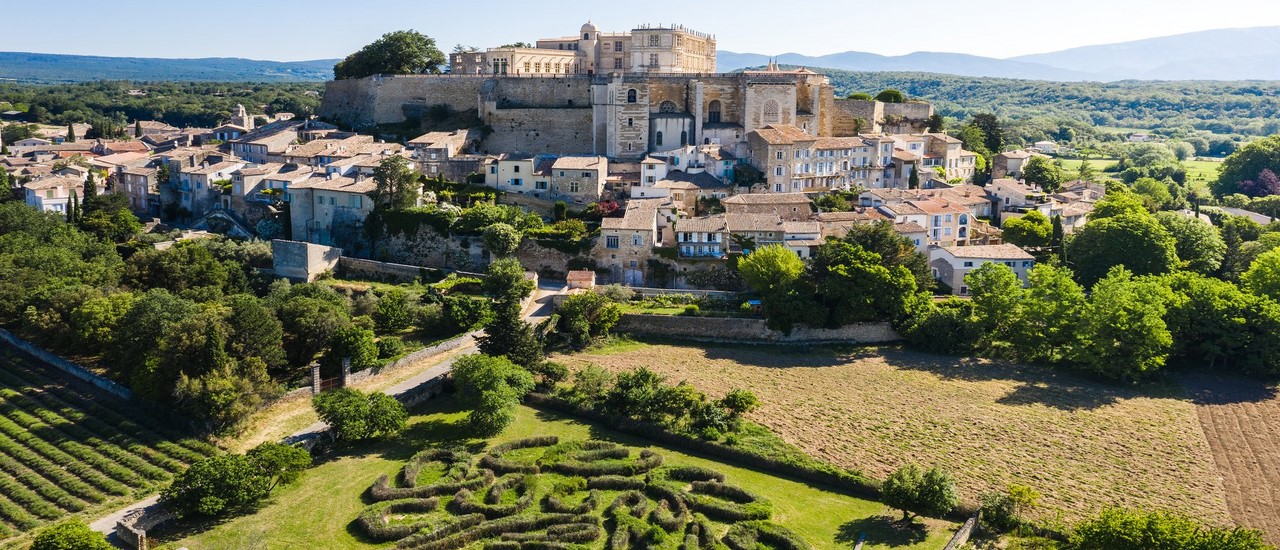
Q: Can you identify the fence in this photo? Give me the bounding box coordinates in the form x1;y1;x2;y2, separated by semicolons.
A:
0;328;133;400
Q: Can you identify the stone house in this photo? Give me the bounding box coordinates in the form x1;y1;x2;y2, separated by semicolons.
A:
287;174;376;246
992;150;1041;180
596;205;659;285
228;121;303;164
550;156;607;203
177;159;246;217
721;192;813;220
930;244;1035;295
674;214;727;259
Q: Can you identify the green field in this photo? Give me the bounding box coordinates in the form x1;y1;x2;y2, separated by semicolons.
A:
155;398;956;550
1183;158;1224;184
0;348;217;543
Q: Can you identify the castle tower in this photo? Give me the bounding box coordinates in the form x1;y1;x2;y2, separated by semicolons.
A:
578;21;599;75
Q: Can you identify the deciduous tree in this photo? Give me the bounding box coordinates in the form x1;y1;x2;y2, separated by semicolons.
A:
1154;212;1226;274
1068;213;1178;287
334;30;446;79
736;244;804;294
451;354;534;435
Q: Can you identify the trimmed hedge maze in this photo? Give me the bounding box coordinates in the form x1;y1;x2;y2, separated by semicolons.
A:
357;436;813;550
0;349;217;538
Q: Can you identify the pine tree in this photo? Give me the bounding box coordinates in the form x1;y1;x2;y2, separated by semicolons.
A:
1051;215;1065;264
65;123;76;143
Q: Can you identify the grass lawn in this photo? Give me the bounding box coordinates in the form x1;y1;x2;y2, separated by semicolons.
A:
1183;158;1224;184
558;342;1232;527
156;398;956;550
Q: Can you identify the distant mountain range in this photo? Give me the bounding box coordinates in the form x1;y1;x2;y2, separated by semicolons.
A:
0;52;337;83
719;26;1280;81
4;27;1280;83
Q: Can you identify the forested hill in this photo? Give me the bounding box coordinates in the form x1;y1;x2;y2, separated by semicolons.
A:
819;69;1280;138
0;52;337;83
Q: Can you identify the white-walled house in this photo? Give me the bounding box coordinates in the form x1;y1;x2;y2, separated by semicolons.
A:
929;244;1035;295
23;175;84;213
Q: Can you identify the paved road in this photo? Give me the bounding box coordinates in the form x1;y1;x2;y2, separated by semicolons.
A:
91;279;569;538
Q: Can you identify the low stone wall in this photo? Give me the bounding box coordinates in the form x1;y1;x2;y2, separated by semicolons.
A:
0;328;132;400
614;314;900;344
346;331;478;386
942;513;980;550
338;256;431;283
115;505;175;550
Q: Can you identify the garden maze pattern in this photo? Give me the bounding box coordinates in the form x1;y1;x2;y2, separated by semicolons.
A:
0;349;218;538
357;436;813;550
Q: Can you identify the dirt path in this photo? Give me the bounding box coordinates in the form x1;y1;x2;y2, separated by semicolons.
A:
1183;373;1280;544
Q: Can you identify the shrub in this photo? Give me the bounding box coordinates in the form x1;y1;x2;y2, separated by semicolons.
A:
722;522;811;550
378;336;406;358
357;498;441;540
681;304;700;316
374;289;415;332
31;520;111;550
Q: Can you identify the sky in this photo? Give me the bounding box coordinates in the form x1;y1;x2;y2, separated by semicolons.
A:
4;0;1280;61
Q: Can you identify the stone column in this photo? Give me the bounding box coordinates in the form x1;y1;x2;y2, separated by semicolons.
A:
310;362;321;395
340;357;352;387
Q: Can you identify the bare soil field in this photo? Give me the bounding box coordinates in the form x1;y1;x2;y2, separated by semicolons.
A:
1183;373;1280;544
560;342;1232;526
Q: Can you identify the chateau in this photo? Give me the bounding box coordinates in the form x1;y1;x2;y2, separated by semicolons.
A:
322;31;934;164
450;22;716;76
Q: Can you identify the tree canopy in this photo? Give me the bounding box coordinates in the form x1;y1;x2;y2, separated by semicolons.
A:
1217;135;1280;197
1068;213;1178;287
334;30;446;80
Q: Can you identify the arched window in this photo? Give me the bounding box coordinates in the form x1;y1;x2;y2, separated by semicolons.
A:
655;131;664;147
680;131;688;146
959;214;969;225
763;100;780;124
627;89;637;103
584;33;590;40
659;101;678;113
707;100;722;123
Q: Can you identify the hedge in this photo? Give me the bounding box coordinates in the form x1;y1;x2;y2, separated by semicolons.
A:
543;491;598;514
478;455;540;475
488;437;559;455
657;465;725;484
573;447;630;462
395;513;486;549
450;478;536;520
585;476;645;491
398;513;594;550
524;393;880;500
371;469;495;501
357;498;441;540
722;522;812;550
548;449;662;477
686;482;771;522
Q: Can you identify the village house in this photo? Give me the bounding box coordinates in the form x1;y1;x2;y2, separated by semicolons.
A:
483;154;540;195
597;205;659;285
813;209;891;238
228;121;303;164
287;173;376;247
407;129;480;178
674;214;728;259
117;162;161;216
23;175;84;213
992;150;1042;180
722;192;813;220
747;125;869;193
550;156;608;203
176;159;246;217
930;244;1036;295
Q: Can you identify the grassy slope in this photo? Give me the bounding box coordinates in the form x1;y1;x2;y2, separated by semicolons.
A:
158;399;955;550
559;342;1232;527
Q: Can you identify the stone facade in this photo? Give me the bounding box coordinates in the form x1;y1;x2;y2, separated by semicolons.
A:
271;239;342;282
450;22;715;77
320;69;844;162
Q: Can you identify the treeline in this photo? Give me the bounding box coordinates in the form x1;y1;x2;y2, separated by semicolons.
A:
828;70;1280;142
0;81;323;129
0;202;478;433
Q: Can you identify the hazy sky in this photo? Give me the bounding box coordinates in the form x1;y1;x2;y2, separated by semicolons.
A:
5;0;1280;61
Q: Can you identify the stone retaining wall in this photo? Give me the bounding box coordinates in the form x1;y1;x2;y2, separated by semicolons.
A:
614;314;900;344
0;328;132;400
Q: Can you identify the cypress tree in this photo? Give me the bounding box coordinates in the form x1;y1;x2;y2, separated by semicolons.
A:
65;123;76;143
908;165;920;189
83;172;98;199
1051;215;1065;264
135;120;143;138
67;191;79;223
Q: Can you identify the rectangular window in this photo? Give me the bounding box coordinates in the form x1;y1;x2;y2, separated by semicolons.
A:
606;235;619;249
649;35;659;46
317;196;323;204
513;165;520;173
535;181;548;190
329;197;336;205
615;41;623;52
632;234;642;246
512;178;523;186
614;57;623;69
963;261;974;267
649;53;659;67
945;214;953;222
490;166;497;174
775;151;783;160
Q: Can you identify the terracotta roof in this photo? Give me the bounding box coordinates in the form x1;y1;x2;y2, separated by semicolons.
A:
290;174;376;194
99;141;150;153
675;214;727;233
907;199;967;215
815;136;864;149
725;213;783;232
751;125;814;145
781;220;820;234
893;221;927;234
601;207;656;231
880;202;926;216
92;152;148;167
815;209;889;223
23;174;83;191
722;192;810;205
662;170;728;190
640;157;664;165
998;150;1034;159
938;244;1034;260
552;156;605;171
184;161;244;175
234;163;286;176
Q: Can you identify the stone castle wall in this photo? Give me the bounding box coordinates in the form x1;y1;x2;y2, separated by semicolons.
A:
480;107;595;155
321;75;487;129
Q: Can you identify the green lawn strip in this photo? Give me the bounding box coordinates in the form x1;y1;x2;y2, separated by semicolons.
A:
159;399;955;550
